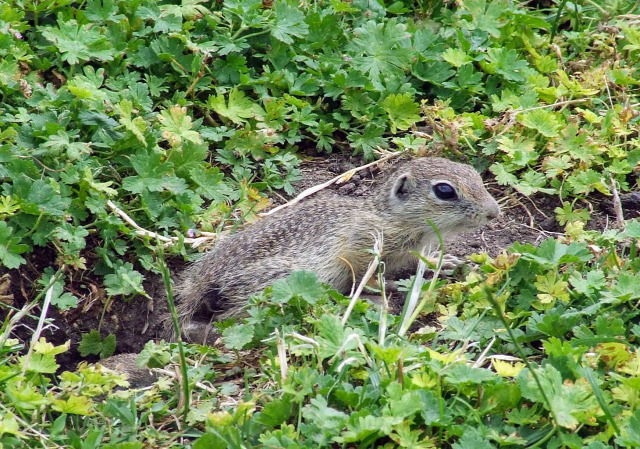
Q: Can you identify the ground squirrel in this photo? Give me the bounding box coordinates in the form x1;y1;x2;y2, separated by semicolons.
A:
174;157;500;341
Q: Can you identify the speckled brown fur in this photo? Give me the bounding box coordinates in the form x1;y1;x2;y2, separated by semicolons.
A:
173;157;500;341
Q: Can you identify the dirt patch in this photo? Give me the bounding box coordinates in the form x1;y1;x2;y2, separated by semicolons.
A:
2;155;625;369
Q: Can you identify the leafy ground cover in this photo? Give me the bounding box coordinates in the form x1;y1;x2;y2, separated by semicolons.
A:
1;0;640;447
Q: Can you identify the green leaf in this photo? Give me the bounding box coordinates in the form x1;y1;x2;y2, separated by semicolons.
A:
413;61;455;85
189;166;233;202
104;262;147;297
566;169;608;196
20;353;59;374
384;382;424;419
52;395;93;415
194;433;226;449
207;88;265;125
315;314;351;360
259;424;299;447
517;364;598;429
521;238;593;267
568;269;605;296
301;396;349;445
616;408;640;447
157;105;202;148
38;268;79;311
0;221;27;269
271;0;309;44
497;136;537;167
170;141;208;176
339;414;387;443
383;93;421;133
222;323;255;350
490;163;518;186
84;0;126;22
41;130;92;160
67;65;106;101
4;385;47;412
255;396;293;427
40;16;115;65
116;99;148;145
54;223;88;251
137;341;171;369
271;270;324;305
122;149;188;195
12;176;70;216
442;48;473;67
554;202;591;226
348;19;413;89
483;47;529;83
606;272;640;302
621;219;640;238
443;364;498;385
518;109;561;137
463;0;508;37
0;195;20;217
52;292;80;310
536;310;576;335
82;168;118;197
513;170;555;196
452;428;497;449
78;330;116;358
103;442;144;449
389;422;432;447
0;413;21;437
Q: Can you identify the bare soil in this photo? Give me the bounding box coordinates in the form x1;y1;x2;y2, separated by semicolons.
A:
3;154;626;369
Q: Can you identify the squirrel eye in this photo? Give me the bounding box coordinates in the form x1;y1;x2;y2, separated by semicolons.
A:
433;183;458;201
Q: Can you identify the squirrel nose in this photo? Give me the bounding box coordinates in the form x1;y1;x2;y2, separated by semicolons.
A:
485;200;501;221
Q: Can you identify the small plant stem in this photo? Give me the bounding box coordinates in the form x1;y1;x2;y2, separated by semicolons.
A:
168;57;187;74
231;24;248;39
485;285;560;428
156;240;190;424
550;0;569;43
237;29;271;40
451;396;482;424
527;425;558;448
515;98;587;114
583;0;607;15
184;55;210;98
32;2;39;27
582;366;621;435
23;211;44;238
437;374;444;446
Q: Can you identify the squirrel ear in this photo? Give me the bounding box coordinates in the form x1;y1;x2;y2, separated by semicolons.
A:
392;173;412;200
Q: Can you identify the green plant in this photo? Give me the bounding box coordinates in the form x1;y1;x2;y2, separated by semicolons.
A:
2;0;640;446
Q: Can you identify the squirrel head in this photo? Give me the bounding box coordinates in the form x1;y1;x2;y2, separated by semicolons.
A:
378;157;500;235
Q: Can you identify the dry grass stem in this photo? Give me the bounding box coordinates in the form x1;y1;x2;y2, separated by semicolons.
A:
341;232;383;325
260;151;405;217
509;193;536;228
276;328;288;381
107;200;217;248
609;175;625;228
22;277;60;377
